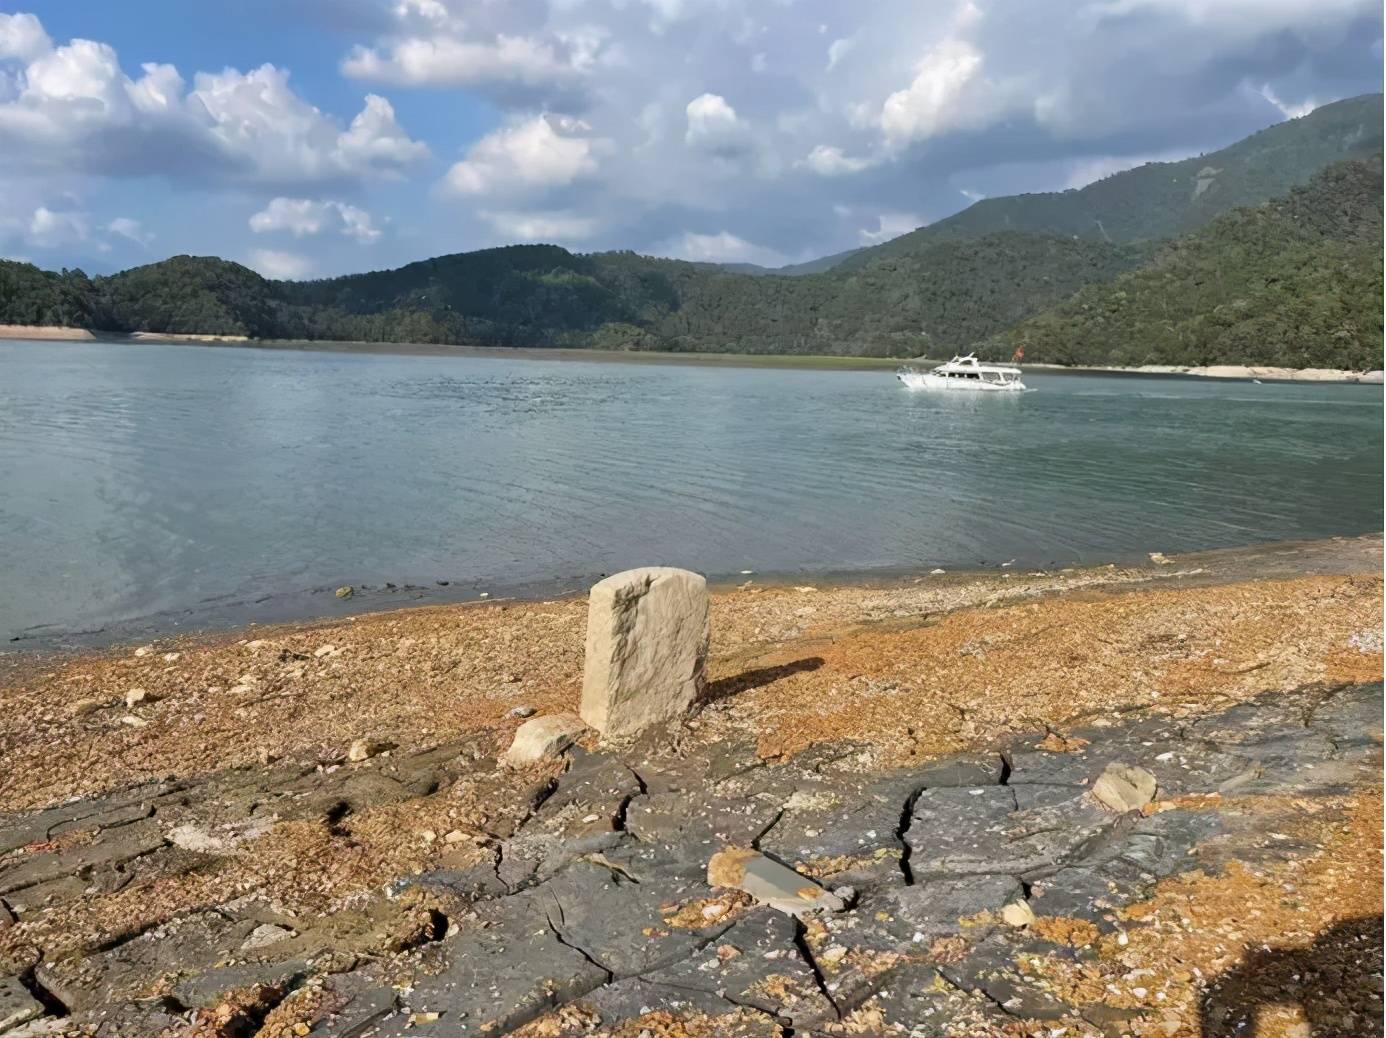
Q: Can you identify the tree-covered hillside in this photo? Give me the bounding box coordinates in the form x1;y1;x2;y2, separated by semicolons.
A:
0;96;1380;368
840;93;1383;269
976;159;1383;369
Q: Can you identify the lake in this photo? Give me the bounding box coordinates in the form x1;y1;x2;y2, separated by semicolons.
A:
1;339;1381;645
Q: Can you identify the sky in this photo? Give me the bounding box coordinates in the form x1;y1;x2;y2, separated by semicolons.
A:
0;1;1380;280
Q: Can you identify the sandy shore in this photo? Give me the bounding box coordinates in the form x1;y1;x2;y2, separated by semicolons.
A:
7;326;1383;381
0;324;95;340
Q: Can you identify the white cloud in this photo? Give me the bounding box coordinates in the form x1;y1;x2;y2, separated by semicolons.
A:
880;38;991;147
858;212;922;245
248;248;314;280
106;216;153;246
249;197;382;242
28;206;88;248
0;12;48;62
1258;83;1317;119
684;92;741;146
802;144;877;176
443;114;601;198
0;14;427;185
481;209;599;242
658;230;789;267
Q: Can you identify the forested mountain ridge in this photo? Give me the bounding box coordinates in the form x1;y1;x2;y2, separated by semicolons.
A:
836;92;1382;271
0;96;1380;367
975;158;1383;371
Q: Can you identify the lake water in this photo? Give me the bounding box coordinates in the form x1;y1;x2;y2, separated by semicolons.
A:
1;339;1381;644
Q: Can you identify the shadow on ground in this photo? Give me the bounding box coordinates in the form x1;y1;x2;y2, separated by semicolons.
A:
705;656;823;704
1200;915;1384;1037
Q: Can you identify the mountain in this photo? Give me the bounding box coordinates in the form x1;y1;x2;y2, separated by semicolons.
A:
0;95;1379;366
974;158;1383;370
718;249;864;276
836;93;1383;271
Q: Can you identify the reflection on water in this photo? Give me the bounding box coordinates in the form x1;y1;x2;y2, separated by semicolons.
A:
0;339;1380;641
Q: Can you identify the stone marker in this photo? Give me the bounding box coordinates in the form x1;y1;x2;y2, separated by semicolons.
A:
1091;762;1158;812
580;567;709;738
707;847;846;917
505;713;588;766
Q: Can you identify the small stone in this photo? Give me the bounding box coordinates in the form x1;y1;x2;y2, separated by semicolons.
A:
246;639;267;650
701;903;726;920
505;713;588;766
706;847;846;917
70;698;106;717
162;652;181;662
444;830;467;844
121;714;149;728
335;585;354;599
133;645;153;657
819;945;849;966
1092;762;1158;812
348;737;390;763
506;705;537;719
242;923;295;949
1001;900;1036;927
930;568;946;575
314;645;337;658
125;688;151;707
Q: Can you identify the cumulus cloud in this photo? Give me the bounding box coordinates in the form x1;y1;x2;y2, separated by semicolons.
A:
0;13;427;186
859;212;923;245
248;248;314;280
802;144;878;176
28;206;89;248
481;209;599;242
106;216;153;246
250;197;382;242
658;230;790;268
443;114;602;198
0;12;49;62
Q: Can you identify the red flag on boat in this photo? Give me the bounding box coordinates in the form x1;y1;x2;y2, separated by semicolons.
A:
1012;344;1025;363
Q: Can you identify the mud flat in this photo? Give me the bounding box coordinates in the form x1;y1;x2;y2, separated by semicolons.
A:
0;536;1380;1036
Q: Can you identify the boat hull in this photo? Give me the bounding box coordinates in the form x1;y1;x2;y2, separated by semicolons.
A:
898;372;1026;392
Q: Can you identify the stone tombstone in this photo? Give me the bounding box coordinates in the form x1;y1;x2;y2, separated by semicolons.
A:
580;567;709;738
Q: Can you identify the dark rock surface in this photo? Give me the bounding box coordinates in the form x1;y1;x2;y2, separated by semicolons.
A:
0;681;1378;1035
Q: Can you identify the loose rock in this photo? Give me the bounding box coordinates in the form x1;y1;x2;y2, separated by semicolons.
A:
336;586;354;599
505;713;588;766
124;688;151;707
1091;762;1158;812
580;567;709;738
347;738;390;763
706;847;846;917
1000;900;1036;927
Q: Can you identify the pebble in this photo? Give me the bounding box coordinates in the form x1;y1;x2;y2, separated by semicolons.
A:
336;586;354;599
506;705;537;719
162;652;181;662
133;645;153;657
70;698;106;717
121;715;149;728
444;830;467;844
125;688;150;707
1001;900;1036;927
348;738;389;762
314;645;337;658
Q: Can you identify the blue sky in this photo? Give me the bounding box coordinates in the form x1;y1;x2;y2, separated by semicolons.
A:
1;1;1380;279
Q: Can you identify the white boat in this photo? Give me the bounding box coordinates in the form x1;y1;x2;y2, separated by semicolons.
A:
897;353;1027;392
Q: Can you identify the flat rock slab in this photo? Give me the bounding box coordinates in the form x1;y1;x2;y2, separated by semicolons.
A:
0;976;43;1032
635;909;838;1028
372;902;608;1036
0;820;167;899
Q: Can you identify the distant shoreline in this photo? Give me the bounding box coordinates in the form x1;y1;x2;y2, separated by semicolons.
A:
4;325;1382;382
